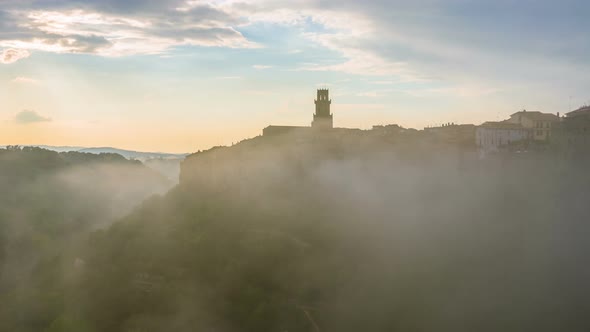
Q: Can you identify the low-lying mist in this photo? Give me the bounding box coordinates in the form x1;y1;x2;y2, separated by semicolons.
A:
0;147;173;331
144;157;183;184
72;134;590;332
2;137;590;331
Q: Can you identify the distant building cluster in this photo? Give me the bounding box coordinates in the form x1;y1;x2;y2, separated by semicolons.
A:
263;89;590;155
476;110;560;152
475;107;590;155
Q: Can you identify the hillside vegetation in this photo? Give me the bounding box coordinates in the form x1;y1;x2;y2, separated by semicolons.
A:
0;146;172;332
70;135;590;331
2;137;590;331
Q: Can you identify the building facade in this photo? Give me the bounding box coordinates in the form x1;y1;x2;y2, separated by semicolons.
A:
312;89;333;129
552;106;590;155
424;123;476;148
506;110;559;142
264;89;334;136
476;121;529;152
562;106;590;144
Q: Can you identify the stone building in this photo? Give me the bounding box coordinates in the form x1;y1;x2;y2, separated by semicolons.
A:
424;123;476;148
312;89;333;129
506;110;559;142
263;89;334;136
476;121;529;152
553;105;590;155
562;106;590;143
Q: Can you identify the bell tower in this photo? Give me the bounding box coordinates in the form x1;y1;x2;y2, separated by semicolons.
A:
312;89;333;129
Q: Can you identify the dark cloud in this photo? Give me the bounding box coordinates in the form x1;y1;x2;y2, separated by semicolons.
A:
1;0;185;14
310;0;590;71
0;10;16;28
72;0;185;14
14;110;52;124
1;0;589;91
176;4;241;24
0;1;254;56
261;0;590;89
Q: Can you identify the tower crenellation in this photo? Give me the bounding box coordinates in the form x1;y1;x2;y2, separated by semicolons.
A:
312;89;333;129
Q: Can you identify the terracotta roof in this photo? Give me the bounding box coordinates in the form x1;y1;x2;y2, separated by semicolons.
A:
510;110;559;121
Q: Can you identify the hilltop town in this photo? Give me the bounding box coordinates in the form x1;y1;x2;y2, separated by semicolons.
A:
179;89;590;192
261;89;589;155
184;89;590;173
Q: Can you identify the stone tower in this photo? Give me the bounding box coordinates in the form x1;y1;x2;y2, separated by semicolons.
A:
312;89;333;129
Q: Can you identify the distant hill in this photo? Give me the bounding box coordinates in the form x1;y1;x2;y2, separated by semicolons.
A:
0;145;174;230
31;145;86;152
77;147;188;161
0;145;188;181
1;145;188;161
79;147;187;182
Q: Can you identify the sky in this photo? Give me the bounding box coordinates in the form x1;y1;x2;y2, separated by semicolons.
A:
1;0;589;153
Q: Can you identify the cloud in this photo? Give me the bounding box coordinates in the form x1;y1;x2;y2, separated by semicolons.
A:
227;4;426;80
238;0;590;92
14;110;52;124
12;77;40;84
1;49;30;64
253;65;272;69
315;0;590;84
0;4;257;57
1;0;589;99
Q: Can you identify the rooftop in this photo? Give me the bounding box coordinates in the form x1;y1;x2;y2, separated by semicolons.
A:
479;121;526;129
510;110;559;121
567;105;590;117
